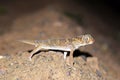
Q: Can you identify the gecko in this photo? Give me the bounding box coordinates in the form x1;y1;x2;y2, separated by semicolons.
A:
19;34;94;65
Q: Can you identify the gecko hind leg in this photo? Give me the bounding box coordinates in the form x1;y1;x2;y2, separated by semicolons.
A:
29;46;42;61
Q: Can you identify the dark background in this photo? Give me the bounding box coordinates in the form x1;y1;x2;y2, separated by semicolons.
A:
0;0;120;38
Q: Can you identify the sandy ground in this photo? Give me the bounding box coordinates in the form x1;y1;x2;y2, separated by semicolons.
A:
0;0;120;80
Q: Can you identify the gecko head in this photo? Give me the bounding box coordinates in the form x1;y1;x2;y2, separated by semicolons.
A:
81;34;95;45
73;34;95;47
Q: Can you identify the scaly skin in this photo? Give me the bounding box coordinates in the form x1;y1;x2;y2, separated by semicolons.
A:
19;34;94;65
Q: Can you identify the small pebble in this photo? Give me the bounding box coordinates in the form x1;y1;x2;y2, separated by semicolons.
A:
96;70;102;77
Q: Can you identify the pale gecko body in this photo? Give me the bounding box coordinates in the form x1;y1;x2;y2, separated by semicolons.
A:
19;34;94;65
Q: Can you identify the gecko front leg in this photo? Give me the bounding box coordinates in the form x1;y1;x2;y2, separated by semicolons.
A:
68;49;74;66
63;52;68;59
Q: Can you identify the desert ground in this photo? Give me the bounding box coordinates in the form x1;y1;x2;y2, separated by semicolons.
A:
0;0;120;80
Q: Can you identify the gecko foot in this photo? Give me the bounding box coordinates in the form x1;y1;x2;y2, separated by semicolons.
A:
28;56;32;61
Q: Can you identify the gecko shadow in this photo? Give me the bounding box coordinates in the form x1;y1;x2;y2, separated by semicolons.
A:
73;49;93;61
28;49;93;60
28;49;68;57
28;50;47;58
28;49;65;58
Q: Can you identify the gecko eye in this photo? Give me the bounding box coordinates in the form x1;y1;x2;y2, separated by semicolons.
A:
82;35;89;43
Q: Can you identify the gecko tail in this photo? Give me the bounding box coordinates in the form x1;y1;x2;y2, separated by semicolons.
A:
18;40;36;46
